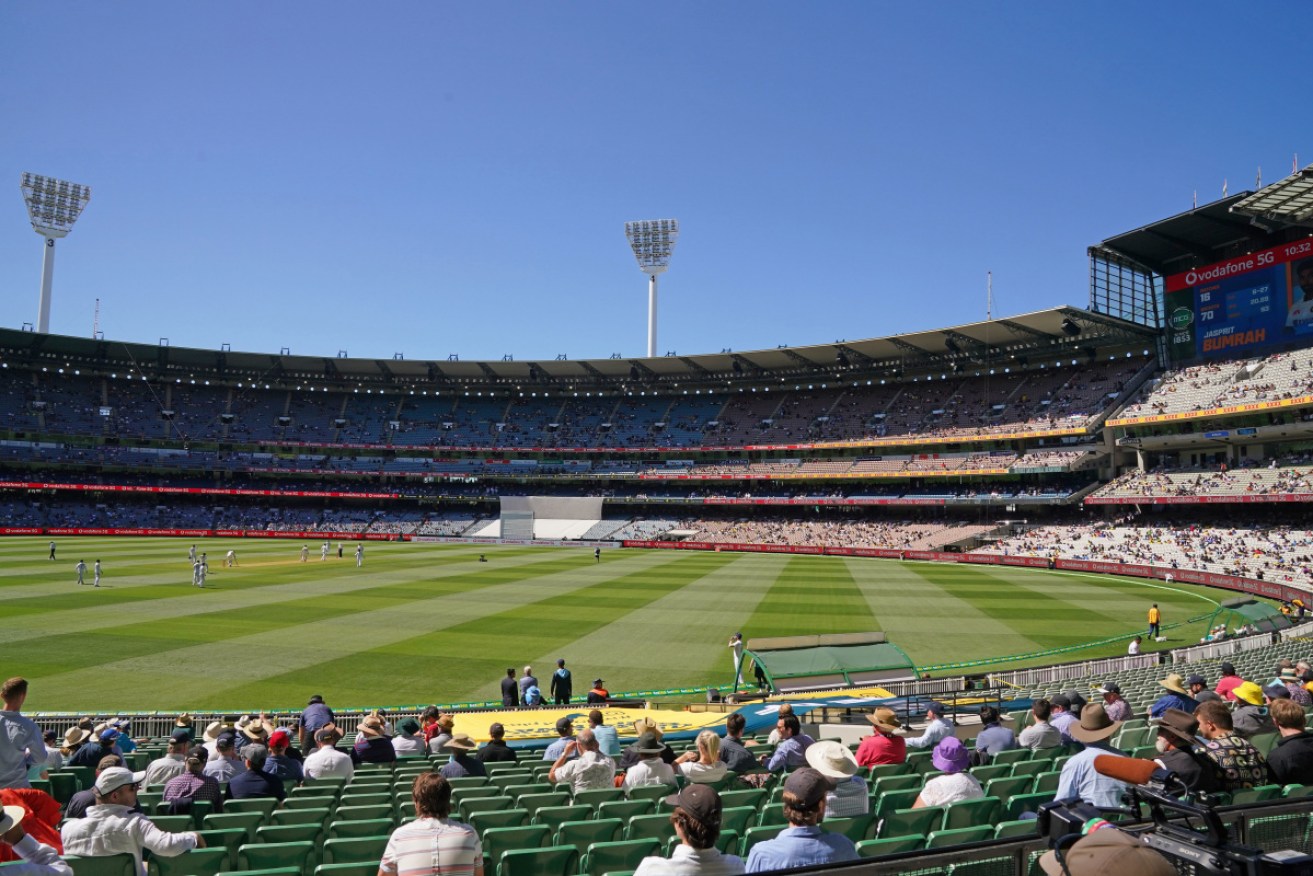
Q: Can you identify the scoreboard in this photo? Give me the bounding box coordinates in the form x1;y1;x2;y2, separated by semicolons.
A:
1165;238;1313;361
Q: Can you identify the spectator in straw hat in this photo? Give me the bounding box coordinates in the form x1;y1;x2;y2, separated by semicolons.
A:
620;718;674;769
855;708;905;767
1056;704;1129;807
0;801;71;876
913;737;983;808
1039;827;1175;876
804;740;867;818
1150;708;1221;794
200;720;235;760
437;735;485;779
1278;668;1313;705
1230;682;1276;739
161;748;222;814
634;784;744;876
58;726;90;768
67;729;119;772
1150;673;1197;718
354;715;398;764
235;714;273;754
623;733;677;790
744;768;857;872
61;767;201;876
171;715;193;744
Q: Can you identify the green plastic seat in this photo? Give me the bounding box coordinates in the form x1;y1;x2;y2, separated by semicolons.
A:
1007;791;1054;820
150;815;196;833
872;789;921;822
968;765;1009;784
65;855;137;876
866;763;910;780
534;804;593;832
202;812;264;842
444;776;490;789
271;809;330;827
195;829;247;865
48;772;81;805
1032;772;1062;794
482;825;552;871
878;807;944;839
995;819;1039;839
856;835;924;857
625;813;676;844
338;793;390;808
822;814;874;842
334;804;394;823
556;818;624;855
718;789;766;811
574;788;623;808
285;794;338;809
236;841;317;876
216;869;300;876
469;808;531;837
1232;784;1284;805
290;785;342;799
1010;761;1048;778
872;775;922;796
256;824;324;845
149;847;232;876
321;836;390;866
458;795;514;821
497;845;579;876
941;797;1002;831
597;800;655;822
925;825;994;848
581;839;662;876
517;792;572;817
313;865;377;876
990;749;1031;765
224;797;278;818
328;818;395;840
720;806;756;838
983;776;1033;804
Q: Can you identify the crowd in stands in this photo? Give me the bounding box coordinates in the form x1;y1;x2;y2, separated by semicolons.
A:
1115;347;1313;420
1092;454;1313;501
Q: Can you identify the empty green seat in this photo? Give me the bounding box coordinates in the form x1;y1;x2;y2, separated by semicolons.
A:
822;815;874;843
256;825;324;845
224;797;278;818
335;804;394;822
195;829;248;864
149;815;196;833
534;805;593;832
517;792;571;817
1006;791;1054;820
983;776;1033;804
202;813;264;842
482;825;551;871
313;865;377;876
237;841;317;876
597;800;655;822
556;818;624;855
925;825;994;848
878;807;943;840
994;819;1039;839
149;847;232;876
625;813;676;844
719;807;756;837
272;809;331;826
458;795;514;821
574;788;623;808
469;809;530;837
322;836;390;866
328;819;395;840
581;839;661;876
856;835;924;857
718;789;766;811
285;794;338;808
941;797;1002;830
497;845;578;876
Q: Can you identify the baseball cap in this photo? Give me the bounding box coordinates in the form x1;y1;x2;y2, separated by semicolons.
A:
782;767;829;809
1186;674;1207;686
1097;682;1121;695
1050;694;1072;710
555;717;574;734
94;766;147;795
170;729;191;743
664;784;722;824
925;701;947;716
1039;827;1175;876
99;728;120;743
268;729;292;748
314;727;339;744
1264;682;1292;700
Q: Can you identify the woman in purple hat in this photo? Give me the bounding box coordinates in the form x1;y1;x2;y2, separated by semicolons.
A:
912;737;983;808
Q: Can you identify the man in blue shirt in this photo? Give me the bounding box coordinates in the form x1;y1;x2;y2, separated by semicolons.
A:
762;715;814;773
1149;673;1198;718
1055;703;1129;808
904;702;954;750
226;745;285;801
745;768;858;872
975;706;1017;762
542;717;576;762
299;695;334;754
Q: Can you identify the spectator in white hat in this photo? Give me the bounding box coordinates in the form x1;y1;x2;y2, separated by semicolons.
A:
804;741;867;818
61;767;202;876
0;803;71;876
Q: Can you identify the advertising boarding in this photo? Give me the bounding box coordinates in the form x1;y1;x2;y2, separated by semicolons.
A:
1165;239;1313;361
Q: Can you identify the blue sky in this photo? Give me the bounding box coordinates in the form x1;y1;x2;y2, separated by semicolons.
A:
1;3;1308;362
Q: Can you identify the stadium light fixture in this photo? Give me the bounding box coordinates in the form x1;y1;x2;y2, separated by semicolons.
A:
20;173;92;334
624;219;679;358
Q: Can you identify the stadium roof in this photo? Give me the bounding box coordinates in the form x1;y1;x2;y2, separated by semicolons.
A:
0;305;1155;386
1231;164;1313;228
1094;193;1270;277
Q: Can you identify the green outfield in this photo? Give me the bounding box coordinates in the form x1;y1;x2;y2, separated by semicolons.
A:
0;536;1239;713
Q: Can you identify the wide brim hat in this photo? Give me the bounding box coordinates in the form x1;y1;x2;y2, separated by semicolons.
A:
1281;668;1300;681
242;722;270;742
867;708;901;732
931;737;970;773
633;717;663;739
175;713;193;728
1069;703;1123;743
1158;673;1189;696
359;717;386;738
203;721;234;743
63;725;92;747
0;805;25;835
1039;826;1175;876
805;740;858;779
635;731;665;754
1233;681;1265;706
1151;708;1199;745
443;733;479;751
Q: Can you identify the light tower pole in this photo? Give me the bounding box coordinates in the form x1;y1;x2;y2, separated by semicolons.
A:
20;173;92;334
624;219;679;358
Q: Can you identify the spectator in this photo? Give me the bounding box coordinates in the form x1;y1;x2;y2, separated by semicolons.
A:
354;715;397;764
476;724;517;764
161;749;222;815
1149;674;1197;718
804;741;867;819
973;707;1016;764
620;719;675;769
392;719;426;758
1048;695;1077;746
39;733;60;775
0;787;63;866
426;716;454;756
674;731;729;785
1018;699;1062;751
1230;682;1276;738
64;757;132;820
67;729;118;772
1098;683;1133;722
262;731;303;785
57;727;90;772
633;785;744;876
1189;675;1223;704
202;737;241;784
141;734;189;790
499;669;518;709
1055;704;1129;808
235;715;272;754
854;708;905;767
913;737;983;807
587;711;620;758
299;695;334;755
1279;668;1313;706
1266;699;1313;786
761;715;813;773
225;745;284;801
587;678;609;705
718;713;758;775
420;707;441;747
0;803;71;876
61;768;201;876
379;774;481;876
171;715;194;745
0;679;45;790
438;736;486;779
518;666;538;702
1195;700;1268;792
743;769;858;872
551;659;573;705
542;718;576;763
904;702;954;750
1215;663;1245;701
303;728;354;782
1150;709;1220;794
623;733;677;790
549;729;615;793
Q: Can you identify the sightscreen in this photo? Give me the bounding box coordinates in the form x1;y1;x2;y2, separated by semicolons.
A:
1164;239;1313;361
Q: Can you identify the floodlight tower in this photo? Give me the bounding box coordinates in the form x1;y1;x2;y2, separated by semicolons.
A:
624;219;679;358
20;173;92;334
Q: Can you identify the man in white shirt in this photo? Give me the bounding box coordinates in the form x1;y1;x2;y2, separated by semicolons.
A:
60;767;202;876
903;702;954;750
1127;636;1141;656
303;728;354;782
549;729;616;793
622;733;676;790
141;734;190;789
1;804;72;876
0;677;46;790
391;719;426;758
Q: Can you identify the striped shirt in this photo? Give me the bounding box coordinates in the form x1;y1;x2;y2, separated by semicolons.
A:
380;817;483;876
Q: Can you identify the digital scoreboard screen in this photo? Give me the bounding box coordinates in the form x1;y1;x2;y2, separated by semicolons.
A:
1165;239;1313;361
